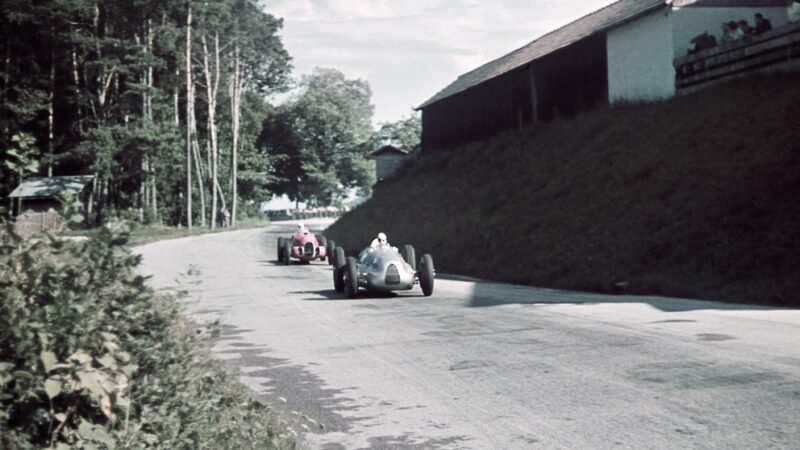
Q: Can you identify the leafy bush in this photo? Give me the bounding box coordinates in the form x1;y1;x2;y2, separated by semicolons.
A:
0;222;295;449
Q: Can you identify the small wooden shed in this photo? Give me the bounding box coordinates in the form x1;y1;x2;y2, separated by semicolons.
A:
7;175;94;235
371;145;413;182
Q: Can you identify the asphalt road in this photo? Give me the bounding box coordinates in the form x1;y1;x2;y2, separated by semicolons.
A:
137;221;800;449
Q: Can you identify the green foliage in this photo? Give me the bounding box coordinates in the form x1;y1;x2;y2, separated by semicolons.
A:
258;68;375;206
3;133;41;180
0;0;292;226
370;113;421;151
0;220;295;448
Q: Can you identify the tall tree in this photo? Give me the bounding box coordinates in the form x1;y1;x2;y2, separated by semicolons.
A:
185;0;193;229
0;0;290;227
371;113;421;151
258;67;375;206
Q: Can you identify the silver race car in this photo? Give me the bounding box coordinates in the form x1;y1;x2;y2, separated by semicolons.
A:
332;244;435;298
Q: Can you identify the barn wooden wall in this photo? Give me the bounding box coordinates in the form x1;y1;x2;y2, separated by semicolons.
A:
421;34;609;151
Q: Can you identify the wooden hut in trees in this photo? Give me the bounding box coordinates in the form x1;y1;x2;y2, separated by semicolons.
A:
371;145;414;181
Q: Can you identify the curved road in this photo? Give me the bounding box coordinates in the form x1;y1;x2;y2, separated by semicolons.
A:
138;221;800;449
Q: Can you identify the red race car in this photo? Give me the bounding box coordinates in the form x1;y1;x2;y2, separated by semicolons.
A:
276;224;335;265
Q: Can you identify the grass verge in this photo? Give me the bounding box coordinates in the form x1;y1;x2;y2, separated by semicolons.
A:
62;217;270;246
326;73;800;307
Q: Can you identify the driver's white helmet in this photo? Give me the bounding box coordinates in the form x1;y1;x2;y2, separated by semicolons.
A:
377;232;387;245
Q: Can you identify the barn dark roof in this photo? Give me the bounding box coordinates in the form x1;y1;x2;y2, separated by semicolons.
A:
9;175;94;199
418;0;667;109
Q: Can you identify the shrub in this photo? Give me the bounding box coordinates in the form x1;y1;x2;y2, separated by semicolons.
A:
0;222;294;449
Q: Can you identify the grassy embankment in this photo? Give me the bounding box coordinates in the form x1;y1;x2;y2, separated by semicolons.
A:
63;216;270;246
327;73;800;306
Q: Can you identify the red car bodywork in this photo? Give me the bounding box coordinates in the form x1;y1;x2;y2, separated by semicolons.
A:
288;232;327;262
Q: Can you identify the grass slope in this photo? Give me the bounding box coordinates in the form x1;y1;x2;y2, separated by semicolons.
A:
327;73;800;306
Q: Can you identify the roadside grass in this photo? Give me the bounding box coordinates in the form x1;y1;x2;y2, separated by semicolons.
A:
62;216;270;246
326;72;800;307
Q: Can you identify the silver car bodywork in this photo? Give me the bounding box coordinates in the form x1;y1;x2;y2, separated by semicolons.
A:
355;246;416;292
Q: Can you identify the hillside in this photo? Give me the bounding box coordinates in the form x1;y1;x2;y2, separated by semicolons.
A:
326;73;800;306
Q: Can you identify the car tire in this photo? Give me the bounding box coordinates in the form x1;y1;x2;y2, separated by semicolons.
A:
345;256;359;299
327;240;336;266
419;254;435;296
282;239;292;265
402;244;416;271
333;247;346;293
277;237;285;260
317;235;327;261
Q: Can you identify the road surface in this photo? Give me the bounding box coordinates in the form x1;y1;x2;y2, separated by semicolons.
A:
138;221;800;449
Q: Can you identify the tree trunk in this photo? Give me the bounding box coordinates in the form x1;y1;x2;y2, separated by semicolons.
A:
230;40;242;226
47;44;55;178
193;136;206;226
174;68;180;125
185;0;193;229
1;41;9;138
202;32;221;229
70;28;82;134
146;18;156;220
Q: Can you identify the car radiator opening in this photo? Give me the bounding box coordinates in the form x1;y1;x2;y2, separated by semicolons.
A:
385;264;401;285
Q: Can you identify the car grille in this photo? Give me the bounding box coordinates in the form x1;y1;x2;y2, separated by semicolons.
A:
304;242;314;257
385;264;400;285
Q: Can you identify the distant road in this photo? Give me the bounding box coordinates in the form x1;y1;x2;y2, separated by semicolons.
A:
138;222;800;449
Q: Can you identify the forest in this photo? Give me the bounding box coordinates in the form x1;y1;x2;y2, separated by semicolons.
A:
0;0;421;229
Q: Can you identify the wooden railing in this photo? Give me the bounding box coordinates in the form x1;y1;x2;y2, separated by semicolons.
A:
674;21;800;94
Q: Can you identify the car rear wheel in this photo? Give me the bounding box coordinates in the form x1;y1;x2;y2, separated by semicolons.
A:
333;247;346;292
327;240;336;265
402;244;416;271
345;256;359;299
282;239;292;265
419;254;435;296
277;237;284;260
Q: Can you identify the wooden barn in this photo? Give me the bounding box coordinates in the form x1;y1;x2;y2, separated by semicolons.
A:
418;0;788;151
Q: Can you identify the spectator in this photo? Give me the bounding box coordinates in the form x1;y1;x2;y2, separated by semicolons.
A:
221;207;230;227
754;13;773;35
731;21;746;40
720;22;737;44
738;20;754;36
688;32;718;54
788;0;800;23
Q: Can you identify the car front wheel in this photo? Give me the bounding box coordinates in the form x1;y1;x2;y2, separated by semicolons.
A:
333;247;346;293
327;240;336;266
419;254;435;296
282;240;292;265
345;256;359;299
